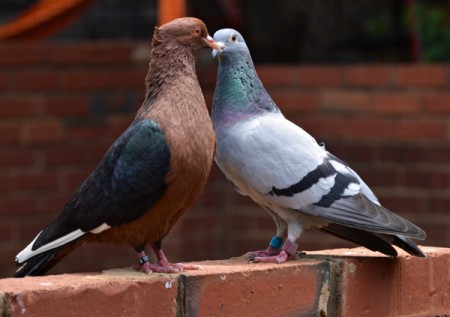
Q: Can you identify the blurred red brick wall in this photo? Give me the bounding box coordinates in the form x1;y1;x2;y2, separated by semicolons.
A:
0;41;448;278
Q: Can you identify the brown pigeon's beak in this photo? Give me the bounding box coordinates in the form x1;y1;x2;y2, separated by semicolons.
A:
204;35;221;51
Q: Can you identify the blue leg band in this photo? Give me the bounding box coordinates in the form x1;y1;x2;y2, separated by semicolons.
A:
269;236;283;249
139;255;149;265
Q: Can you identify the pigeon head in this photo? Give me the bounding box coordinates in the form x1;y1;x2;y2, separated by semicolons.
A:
153;17;221;53
212;28;248;61
210;28;279;131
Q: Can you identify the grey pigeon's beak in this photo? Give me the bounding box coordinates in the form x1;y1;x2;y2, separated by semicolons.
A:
212;41;225;58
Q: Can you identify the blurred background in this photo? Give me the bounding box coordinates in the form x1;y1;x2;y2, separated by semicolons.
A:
0;0;448;277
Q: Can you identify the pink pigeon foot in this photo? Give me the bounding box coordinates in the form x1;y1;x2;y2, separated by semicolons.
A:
133;249;200;274
244;246;281;258
250;240;299;263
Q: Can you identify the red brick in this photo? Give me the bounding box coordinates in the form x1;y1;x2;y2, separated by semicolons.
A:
39;41;132;65
371;92;422;114
357;168;402;188
338;256;400;316
297;66;343;87
403;171;450;189
381;196;425;214
428;250;450;313
38;44;87;65
20;119;65;145
234;192;262;207
0;149;39;168
12;70;58;91
41;194;72;213
86;41;133;65
299;117;347;139
347;118;396;140
255;216;277;231
256;65;297;87
182;258;330;317
201;188;227;207
270;90;319;112
112;69;147;89
0;197;39;216
17;221;58;241
43;95;90;117
197;68;217;88
424;92;450;113
43;146;93;166
179;214;218;233
61;69;145;91
429;198;450;214
327;143;376;163
309;247;450;317
51;244;138;274
203;91;214;109
321;90;369;111
62;168;94;189
378;144;428;163
107;115;133;137
0;43;38;66
397;256;431;315
0;172;59;194
428;146;450;164
395;65;446;87
418;224;448;242
60;70;122;91
0;223;12;241
66;125;110;143
344;65;392;87
0;96;42;117
0;272;178;317
0;71;13;90
396;119;446;140
0;124;20;145
0;248;21;274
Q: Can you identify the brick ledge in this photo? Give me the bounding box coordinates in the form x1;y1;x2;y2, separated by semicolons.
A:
0;246;448;317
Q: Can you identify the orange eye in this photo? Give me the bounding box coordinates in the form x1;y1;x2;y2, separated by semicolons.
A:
193;27;201;36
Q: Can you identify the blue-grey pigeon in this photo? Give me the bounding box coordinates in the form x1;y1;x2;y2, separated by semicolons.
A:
211;28;426;263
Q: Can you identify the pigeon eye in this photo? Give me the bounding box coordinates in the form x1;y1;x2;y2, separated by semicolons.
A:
229;33;238;43
193;27;201;36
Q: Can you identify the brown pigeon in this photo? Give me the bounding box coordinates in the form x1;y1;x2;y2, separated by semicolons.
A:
14;17;220;277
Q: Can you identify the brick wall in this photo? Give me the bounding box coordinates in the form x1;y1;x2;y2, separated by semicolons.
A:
0;41;448;278
1;247;449;317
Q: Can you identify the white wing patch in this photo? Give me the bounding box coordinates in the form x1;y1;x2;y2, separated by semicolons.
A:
268;174;336;209
16;222;112;264
343;182;361;196
329;160;349;174
90;223;111;234
16;229;85;264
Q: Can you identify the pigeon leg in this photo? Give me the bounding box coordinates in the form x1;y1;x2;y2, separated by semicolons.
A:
251;240;299;263
133;244;200;274
244;236;283;258
151;246;201;272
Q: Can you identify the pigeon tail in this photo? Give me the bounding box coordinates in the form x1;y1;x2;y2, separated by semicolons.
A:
319;223;398;256
14;236;87;277
391;235;427;257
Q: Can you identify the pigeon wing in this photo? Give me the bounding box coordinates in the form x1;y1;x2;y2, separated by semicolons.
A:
217;113;425;240
18;118;170;263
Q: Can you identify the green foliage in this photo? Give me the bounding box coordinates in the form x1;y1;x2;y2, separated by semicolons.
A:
415;4;450;62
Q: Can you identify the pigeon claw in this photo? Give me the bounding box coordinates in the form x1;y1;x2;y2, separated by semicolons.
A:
251;250;289;264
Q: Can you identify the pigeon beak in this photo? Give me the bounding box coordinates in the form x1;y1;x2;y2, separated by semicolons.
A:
204;35;221;51
212;41;225;58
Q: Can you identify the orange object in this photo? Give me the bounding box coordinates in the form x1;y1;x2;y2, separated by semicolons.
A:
158;0;186;26
0;0;94;40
